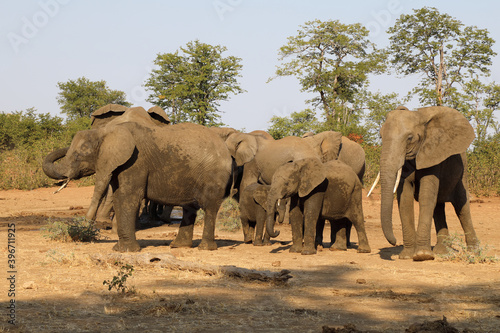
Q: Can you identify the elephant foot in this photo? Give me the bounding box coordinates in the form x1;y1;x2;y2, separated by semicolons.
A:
112;240;141;253
263;240;272;246
170;239;193;248
301;247;317;255
253;240;264;246
433;242;449;255
413;246;435;261
329;244;347;252
198;240;218;251
289;244;302;253
357;245;371;253
399;247;414;260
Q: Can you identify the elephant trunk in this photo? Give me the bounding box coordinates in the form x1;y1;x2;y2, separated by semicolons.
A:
42;147;69;180
379;146;403;246
266;189;281;238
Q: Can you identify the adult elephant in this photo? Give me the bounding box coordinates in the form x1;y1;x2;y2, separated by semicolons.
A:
379;106;479;261
224;131;343;244
265;158;371;255
43;108;232;252
43;104;170;224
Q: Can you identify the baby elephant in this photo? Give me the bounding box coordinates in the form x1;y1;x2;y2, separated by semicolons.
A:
239;183;272;246
265;158;371;255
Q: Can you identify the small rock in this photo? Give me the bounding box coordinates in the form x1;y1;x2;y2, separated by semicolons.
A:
356;279;366;284
23;281;35;289
272;261;281;267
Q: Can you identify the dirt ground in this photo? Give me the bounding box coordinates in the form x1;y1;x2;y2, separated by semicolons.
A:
1;183;499;333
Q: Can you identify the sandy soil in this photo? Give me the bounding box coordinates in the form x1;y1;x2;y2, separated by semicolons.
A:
1;183;499;332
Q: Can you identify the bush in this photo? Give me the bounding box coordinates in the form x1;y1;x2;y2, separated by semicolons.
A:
467;138;500;196
362;143;381;187
42;217;100;242
0;109;91;190
439;233;498;264
195;198;242;232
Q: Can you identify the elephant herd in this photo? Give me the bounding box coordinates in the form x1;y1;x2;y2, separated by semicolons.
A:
42;104;480;261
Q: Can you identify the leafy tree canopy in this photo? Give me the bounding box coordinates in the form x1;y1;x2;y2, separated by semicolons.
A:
145;40;245;126
387;7;496;107
57;77;131;120
267;109;320;139
270;19;387;131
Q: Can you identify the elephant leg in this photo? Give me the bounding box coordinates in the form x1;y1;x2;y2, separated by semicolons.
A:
289;196;303;253
241;213;253;243
432;202;449;255
413;174;439;261
254;207;268;246
95;186;114;223
396;177;416;259
302;191;323;255
198;201;221;251
315;218;325;249
112;185;142;253
346;195;370;253
159;205;173;224
330;218;348;251
171;207;196;248
452;182;479;249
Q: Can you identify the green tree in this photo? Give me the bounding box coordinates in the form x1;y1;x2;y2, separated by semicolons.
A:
267;109;319;139
270;19;387;131
0;108;64;149
449;78;500;144
387;7;496;106
145;40;245;126
57;77;131;120
361;91;402;143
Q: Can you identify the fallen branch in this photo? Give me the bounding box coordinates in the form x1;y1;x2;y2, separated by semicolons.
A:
90;253;292;284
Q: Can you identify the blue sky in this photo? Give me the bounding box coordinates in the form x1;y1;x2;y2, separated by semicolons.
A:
1;0;499;131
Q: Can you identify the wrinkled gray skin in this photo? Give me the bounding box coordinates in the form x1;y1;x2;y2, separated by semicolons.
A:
239;183;273;246
380;106;479;261
43;104;170;228
223;131;343;244
265;158;371;255
43;108;232;252
303;132;366;249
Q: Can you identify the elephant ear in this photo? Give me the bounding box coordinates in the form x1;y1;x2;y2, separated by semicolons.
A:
297;158;327;198
227;133;258;166
417;106;475;169
309;131;343;162
97;126;136;179
90;104;129;127
147;106;170;125
252;185;270;208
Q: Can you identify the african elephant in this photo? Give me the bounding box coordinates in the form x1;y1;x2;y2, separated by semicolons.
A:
223;130;343;243
43;108;233;252
305;132;367;249
43;104;170;225
380;106;479;261
239;183;273;246
265;158;371;255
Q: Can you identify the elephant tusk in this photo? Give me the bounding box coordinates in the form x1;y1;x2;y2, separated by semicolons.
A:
53;178;70;194
393;168;402;194
367;172;380;197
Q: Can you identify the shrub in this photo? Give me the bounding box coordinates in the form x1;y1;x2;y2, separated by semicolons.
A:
42;217;100;242
439;233;498;264
467;138;500;196
195;198;242;231
362;143;381;187
103;263;135;293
